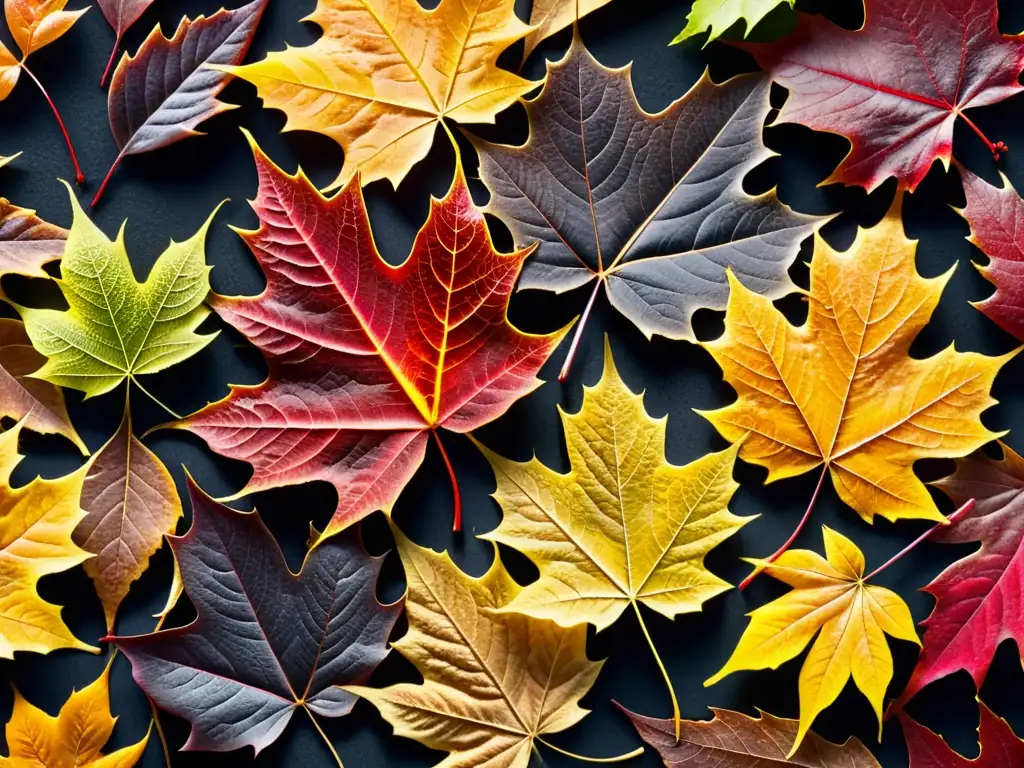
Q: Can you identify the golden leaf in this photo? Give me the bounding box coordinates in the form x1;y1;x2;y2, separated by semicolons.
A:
0;664;149;767
705;526;919;757
0;421;97;657
229;0;536;189
5;0;87;58
700;197;1012;525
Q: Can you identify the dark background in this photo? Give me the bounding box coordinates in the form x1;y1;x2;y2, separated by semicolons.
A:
2;0;1023;765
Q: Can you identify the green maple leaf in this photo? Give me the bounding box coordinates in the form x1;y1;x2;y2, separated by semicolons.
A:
672;0;795;45
18;184;219;398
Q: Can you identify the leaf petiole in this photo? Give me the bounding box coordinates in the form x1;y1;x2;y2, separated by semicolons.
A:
149;699;173;768
131;376;184;420
304;706;344;768
863;499;975;582
536;736;644;763
631;600;680;741
101;33;122;89
19;63;85;183
558;278;602;382
432;429;463;531
92;149;127;207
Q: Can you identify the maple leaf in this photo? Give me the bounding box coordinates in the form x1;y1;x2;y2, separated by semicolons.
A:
348;529;634;767
180;137;564;535
739;0;1024;192
672;0;795;46
93;0;268;206
479;339;750;732
0;420;97;658
0;194;67;284
17;184;219;400
621;705;881;767
699;197;1012;577
898;704;1024;767
523;0;612;60
0;663;149;767
705;526;919;756
96;0;157;86
474;33;823;378
889;442;1024;711
956;167;1024;342
1;0;87;181
228;0;536;190
112;478;401;757
74;403;182;632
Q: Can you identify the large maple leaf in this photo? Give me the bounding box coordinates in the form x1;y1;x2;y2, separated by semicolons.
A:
474;33;823;378
890;442;1024;711
699;198;1011;571
898;704;1024;767
112;479;401;757
740;0;1024;192
229;0;535;190
705;526;919;756
181;137;563;535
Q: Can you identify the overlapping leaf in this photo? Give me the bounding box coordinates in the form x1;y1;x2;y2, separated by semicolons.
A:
230;0;535;189
898;704;1024;767
96;0;267;205
700;199;1011;527
524;0;612;59
0;421;96;658
673;0;794;46
74;405;182;632
475;33;822;375
97;0;157;86
0;664;149;767
18;184;218;399
890;442;1024;711
180;137;564;536
0;194;67;283
113;479;401;755
706;527;919;756
349;530;604;767
740;0;1024;191
623;705;881;767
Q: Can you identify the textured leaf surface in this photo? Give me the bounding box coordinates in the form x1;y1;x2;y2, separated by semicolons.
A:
181;138;563;535
673;0;794;45
705;527;919;756
0;664;149;767
96;0;154;38
0;319;84;452
349;531;602;768
740;0;1024;191
18;185;217;398
899;704;1024;767
74;407;182;632
113;479;400;755
891;443;1024;710
623;705;881;767
230;0;535;189
475;34;822;345
0;196;67;281
108;0;266;158
523;0;612;59
481;341;750;630
0;421;96;658
4;0;87;57
700;199;1010;525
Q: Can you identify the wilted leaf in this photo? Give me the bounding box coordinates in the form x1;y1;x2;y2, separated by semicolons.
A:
673;0;795;46
898;704;1024;767
113;478;401;756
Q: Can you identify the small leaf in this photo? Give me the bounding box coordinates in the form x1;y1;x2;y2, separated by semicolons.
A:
899;703;1024;767
0;195;67;282
5;0;88;57
96;0;158;86
623;705;881;767
0;664;149;766
74;406;182;631
672;0;795;45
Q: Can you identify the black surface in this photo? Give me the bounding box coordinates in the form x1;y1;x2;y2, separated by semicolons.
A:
1;0;1023;766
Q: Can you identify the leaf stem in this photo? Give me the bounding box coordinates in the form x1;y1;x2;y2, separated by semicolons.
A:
304;706;344;768
956;109;1007;161
131;376;184;420
558;279;602;382
101;34;121;88
740;463;828;591
149;697;173;768
20;63;85;183
631;600;680;740
863;499;975;582
537;737;644;763
92;149;126;208
432;429;463;531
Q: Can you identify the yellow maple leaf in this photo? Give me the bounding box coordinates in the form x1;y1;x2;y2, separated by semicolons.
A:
0;421;97;658
705;526;919;756
0;663;149;767
348;529;639;767
229;0;536;190
700;197;1012;527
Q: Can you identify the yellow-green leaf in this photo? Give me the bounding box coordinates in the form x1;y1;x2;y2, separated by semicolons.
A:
673;0;795;45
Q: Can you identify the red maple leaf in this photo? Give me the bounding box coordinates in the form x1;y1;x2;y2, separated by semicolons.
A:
181;135;564;535
741;0;1024;191
898;704;1024;767
890;442;1024;712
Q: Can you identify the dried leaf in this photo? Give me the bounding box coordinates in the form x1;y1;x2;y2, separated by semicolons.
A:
113;478;401;755
348;530;603;767
672;0;795;45
0;195;67;282
229;0;536;189
705;527;919;756
0;664;149;767
898;704;1024;767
